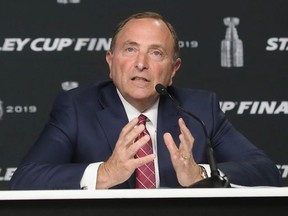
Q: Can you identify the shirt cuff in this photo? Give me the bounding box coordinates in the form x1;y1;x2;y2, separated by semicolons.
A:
80;162;103;190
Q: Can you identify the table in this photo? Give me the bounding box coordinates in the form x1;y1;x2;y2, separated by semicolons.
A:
0;188;287;216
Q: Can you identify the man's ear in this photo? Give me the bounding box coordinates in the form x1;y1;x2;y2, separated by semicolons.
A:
106;50;112;66
168;58;182;86
106;51;113;78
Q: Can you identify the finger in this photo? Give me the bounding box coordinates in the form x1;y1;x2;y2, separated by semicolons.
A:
179;118;193;142
179;133;192;153
134;154;156;169
118;117;138;139
118;118;145;148
177;118;195;162
163;132;178;157
179;118;194;148
127;134;151;157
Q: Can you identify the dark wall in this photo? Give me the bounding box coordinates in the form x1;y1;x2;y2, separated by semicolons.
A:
0;0;287;189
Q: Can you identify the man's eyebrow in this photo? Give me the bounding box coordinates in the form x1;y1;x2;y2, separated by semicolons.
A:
149;44;165;50
122;40;166;51
123;40;139;46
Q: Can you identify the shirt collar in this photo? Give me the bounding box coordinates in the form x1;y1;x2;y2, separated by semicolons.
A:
116;89;159;127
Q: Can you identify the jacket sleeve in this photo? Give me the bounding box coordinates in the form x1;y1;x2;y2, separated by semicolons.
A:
10;91;89;190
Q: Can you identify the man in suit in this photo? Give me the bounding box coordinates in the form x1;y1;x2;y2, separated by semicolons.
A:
10;12;281;190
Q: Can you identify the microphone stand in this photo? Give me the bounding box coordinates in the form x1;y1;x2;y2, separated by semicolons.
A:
155;84;230;188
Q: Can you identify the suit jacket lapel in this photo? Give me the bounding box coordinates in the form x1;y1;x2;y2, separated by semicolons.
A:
95;83;128;152
94;83;135;188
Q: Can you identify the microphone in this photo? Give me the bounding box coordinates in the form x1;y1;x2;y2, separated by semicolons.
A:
155;84;230;188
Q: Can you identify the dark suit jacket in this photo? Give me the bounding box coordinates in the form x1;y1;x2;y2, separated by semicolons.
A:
10;80;282;189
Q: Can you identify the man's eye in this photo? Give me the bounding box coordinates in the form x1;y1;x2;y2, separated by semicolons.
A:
126;47;134;52
152;50;162;56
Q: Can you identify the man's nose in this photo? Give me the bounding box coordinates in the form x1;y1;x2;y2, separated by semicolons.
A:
135;52;148;71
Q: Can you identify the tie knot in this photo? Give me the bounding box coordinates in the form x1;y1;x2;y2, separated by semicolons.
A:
138;114;147;125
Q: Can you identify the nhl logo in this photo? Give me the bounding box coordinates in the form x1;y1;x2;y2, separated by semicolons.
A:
61;81;79;91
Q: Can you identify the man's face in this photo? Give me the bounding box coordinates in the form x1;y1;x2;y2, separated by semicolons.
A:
106;18;181;110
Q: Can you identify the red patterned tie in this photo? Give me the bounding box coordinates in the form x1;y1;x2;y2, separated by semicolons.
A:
135;114;156;189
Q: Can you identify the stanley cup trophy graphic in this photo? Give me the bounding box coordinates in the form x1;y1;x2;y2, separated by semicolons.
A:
221;17;243;68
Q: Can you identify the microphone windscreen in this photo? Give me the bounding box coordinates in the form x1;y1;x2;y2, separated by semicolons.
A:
155;84;167;95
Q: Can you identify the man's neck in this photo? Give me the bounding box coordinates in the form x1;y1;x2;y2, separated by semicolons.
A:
116;89;158;113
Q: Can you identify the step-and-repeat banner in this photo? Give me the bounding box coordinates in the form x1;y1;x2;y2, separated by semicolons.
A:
0;0;287;189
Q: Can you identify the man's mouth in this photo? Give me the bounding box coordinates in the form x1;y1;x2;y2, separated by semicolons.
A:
132;77;149;82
